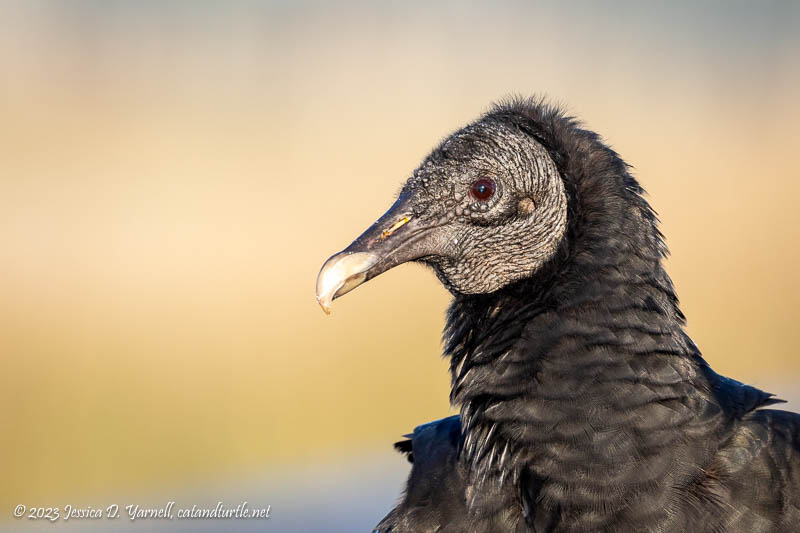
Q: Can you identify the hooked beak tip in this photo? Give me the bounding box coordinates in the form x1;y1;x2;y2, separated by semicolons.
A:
315;251;379;315
317;295;332;315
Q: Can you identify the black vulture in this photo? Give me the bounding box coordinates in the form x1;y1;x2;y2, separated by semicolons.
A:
315;98;800;532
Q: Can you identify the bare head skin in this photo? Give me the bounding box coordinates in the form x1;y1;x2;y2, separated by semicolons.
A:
316;118;568;312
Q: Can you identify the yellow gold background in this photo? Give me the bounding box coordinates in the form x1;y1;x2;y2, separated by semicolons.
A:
1;2;798;530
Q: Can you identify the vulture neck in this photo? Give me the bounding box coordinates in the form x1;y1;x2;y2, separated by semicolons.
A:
444;178;722;524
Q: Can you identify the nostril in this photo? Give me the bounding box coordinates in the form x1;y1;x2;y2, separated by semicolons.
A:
380;216;411;241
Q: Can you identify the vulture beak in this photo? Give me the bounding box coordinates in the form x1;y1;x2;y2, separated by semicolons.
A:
316;192;435;314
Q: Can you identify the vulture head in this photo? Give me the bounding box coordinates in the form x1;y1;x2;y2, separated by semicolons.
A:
316;102;576;312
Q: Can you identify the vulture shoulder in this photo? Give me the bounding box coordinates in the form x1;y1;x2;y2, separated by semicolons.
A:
712;408;800;530
702;370;800;530
374;416;470;533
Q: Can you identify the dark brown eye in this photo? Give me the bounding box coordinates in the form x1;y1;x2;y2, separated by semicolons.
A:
469;178;496;201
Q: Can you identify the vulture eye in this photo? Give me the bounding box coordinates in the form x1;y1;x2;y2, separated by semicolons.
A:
469;178;496;201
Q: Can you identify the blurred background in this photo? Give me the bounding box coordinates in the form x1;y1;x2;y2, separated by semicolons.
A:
1;1;799;531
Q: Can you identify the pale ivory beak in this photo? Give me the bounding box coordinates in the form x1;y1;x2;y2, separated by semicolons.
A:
315;252;379;314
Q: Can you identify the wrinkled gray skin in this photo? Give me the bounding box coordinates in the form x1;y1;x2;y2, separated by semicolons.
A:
406;120;567;294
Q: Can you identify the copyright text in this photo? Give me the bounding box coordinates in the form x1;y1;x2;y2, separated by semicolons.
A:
13;502;271;522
